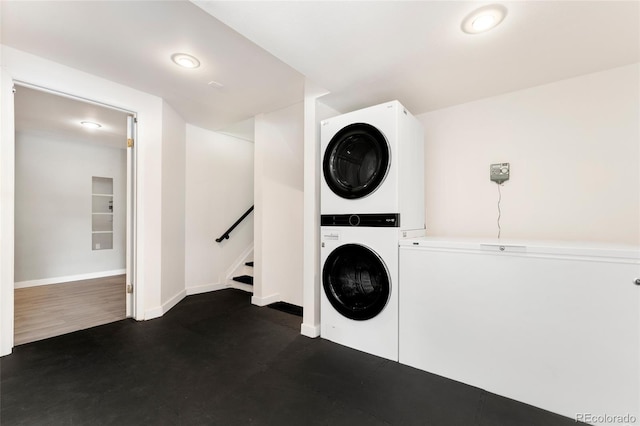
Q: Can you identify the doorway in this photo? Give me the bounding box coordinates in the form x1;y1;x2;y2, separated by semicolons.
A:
12;84;136;344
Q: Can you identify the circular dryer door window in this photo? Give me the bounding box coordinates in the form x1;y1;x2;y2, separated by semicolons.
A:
323;123;390;199
322;243;391;321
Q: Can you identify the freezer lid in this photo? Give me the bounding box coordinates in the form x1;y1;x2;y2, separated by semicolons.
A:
399;236;640;261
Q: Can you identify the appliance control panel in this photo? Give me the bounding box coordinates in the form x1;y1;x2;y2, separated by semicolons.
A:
490;163;510;184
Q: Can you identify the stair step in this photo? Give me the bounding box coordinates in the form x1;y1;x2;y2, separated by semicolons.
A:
232;275;253;285
245;261;254;267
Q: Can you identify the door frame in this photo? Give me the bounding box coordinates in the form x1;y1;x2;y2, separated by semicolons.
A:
1;78;138;354
0;68;16;356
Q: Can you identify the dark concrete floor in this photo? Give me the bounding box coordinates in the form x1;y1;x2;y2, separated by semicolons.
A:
1;289;581;425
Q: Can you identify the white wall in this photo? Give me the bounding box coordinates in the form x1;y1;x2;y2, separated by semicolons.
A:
301;94;339;338
185;124;254;294
254;102;304;307
160;101;186;311
14;134;126;283
0;45;165;347
418;63;640;245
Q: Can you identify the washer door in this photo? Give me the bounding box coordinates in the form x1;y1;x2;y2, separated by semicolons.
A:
323;243;391;321
323;123;390;199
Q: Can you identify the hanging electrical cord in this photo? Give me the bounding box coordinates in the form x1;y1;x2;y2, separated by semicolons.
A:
496;182;502;239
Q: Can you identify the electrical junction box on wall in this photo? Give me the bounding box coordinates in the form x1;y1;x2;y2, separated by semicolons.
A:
490;163;510;184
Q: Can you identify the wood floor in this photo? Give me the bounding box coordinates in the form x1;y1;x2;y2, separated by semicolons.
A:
14;275;126;345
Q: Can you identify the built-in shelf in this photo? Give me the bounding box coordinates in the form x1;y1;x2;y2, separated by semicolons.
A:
92;177;113;250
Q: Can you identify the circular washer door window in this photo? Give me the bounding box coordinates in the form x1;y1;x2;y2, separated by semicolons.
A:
322;243;391;321
323;123;390;199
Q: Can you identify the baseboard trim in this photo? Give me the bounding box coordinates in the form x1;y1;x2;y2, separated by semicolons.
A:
186;282;229;296
15;269;126;289
300;323;320;338
145;306;163;320
142;283;231;321
161;289;187;315
251;293;280;307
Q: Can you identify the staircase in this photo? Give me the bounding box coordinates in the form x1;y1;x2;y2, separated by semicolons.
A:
231;261;254;293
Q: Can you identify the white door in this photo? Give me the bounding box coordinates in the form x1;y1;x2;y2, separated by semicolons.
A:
0;71;16;355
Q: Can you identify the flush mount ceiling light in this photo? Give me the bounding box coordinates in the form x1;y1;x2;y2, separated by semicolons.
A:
171;53;201;69
461;4;507;34
80;121;102;129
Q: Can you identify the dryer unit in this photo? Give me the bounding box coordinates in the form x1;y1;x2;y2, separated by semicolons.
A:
320;100;425;231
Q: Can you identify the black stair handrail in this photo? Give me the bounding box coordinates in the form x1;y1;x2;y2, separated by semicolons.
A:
216;205;254;243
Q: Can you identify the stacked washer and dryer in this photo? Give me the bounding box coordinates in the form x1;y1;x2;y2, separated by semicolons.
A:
320;100;425;361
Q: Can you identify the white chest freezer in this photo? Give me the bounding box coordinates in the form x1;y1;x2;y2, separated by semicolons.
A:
399;237;640;425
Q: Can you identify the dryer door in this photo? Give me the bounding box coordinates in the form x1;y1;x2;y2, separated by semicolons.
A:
323;123;390;199
322;243;390;321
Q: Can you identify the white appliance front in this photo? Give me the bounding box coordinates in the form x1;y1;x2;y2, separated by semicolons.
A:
320;100;425;231
398;237;640;424
320;226;400;361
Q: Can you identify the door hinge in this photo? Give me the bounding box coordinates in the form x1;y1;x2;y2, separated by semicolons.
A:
127;138;134;148
127;284;133;294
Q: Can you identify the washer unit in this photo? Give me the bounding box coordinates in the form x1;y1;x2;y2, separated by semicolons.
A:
320;215;424;361
321;223;399;361
320;100;425;231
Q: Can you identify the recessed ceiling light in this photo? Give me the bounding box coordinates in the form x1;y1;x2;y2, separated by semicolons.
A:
80;121;102;129
461;4;507;34
171;53;201;69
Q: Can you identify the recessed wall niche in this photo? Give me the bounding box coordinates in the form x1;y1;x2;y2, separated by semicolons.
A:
91;176;113;250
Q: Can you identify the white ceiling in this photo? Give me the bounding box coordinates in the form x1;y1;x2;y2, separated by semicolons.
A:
14;85;129;150
2;1;639;138
1;0;305;134
196;1;640;115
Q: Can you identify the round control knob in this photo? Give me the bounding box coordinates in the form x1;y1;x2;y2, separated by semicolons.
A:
348;215;361;226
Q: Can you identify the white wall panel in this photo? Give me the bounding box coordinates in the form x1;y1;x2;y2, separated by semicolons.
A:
15;134;126;282
301;97;340;337
160;101;186;308
185;125;254;292
418;64;640;245
254;102;304;306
